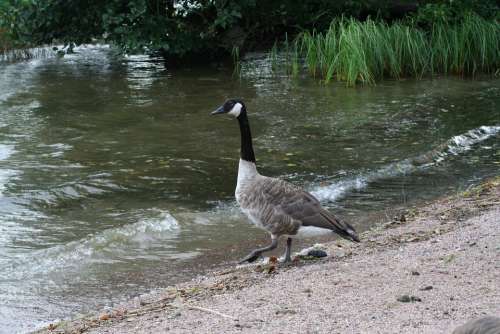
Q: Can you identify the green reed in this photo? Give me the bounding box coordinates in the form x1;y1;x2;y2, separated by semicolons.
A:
288;14;498;86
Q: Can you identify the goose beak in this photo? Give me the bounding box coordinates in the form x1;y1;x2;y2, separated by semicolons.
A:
211;105;226;115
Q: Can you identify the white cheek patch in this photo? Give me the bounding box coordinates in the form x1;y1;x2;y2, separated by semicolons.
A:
228;103;242;117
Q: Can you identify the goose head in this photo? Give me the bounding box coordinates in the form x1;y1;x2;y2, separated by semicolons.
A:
211;99;246;118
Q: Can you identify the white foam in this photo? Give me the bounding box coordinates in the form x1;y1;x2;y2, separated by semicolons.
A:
443;125;500;157
4;210;181;280
311;176;367;202
312;125;500;202
0;144;17;196
0;144;14;161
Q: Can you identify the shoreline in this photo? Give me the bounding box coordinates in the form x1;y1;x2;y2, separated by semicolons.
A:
36;177;500;334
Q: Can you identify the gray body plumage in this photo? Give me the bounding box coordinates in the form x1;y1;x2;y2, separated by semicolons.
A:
235;159;358;241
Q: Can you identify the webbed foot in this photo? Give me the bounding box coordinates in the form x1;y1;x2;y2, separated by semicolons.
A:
238;251;261;264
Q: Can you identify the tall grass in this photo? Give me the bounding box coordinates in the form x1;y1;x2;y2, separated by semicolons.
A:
1;28;56;62
288;14;499;86
231;46;242;78
0;46;54;62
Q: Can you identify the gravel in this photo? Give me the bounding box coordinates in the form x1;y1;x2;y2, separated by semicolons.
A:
38;179;500;334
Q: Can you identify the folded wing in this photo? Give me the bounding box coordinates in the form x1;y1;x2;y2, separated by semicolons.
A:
260;177;360;242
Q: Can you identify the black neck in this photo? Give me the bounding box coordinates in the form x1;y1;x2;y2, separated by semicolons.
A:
237;112;256;163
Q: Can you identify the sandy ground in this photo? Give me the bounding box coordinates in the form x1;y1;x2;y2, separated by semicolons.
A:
38;178;500;334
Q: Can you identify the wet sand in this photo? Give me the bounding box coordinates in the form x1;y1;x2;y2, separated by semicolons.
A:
36;177;500;334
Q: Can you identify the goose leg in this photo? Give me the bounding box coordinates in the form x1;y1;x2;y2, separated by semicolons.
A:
283;237;293;263
239;236;278;264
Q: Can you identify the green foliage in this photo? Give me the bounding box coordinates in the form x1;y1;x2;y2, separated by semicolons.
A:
1;0;105;47
292;14;499;86
1;0;498;66
0;0;409;61
413;0;499;26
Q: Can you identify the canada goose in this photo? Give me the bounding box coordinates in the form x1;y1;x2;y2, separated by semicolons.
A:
211;98;360;263
452;316;500;334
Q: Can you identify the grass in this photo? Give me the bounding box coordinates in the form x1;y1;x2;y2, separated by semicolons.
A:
1;29;56;62
0;46;54;62
231;46;242;78
278;14;499;86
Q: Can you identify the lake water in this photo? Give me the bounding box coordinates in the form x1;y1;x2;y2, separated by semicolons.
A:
0;45;499;333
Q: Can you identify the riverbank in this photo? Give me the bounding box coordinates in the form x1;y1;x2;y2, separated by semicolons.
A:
36;177;500;334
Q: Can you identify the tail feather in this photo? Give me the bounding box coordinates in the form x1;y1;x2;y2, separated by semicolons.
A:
319;211;360;243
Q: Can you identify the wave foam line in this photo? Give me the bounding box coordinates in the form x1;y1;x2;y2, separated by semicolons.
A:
312;125;500;202
4;210;180;279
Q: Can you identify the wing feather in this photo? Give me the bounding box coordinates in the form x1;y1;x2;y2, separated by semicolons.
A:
257;177;360;242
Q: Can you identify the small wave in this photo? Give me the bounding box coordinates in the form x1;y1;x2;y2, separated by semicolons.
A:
23;175;123;207
4;209;180;281
312;125;500;202
311;177;368;203
38;143;73;158
0;144;15;161
0;144;17;196
436;125;500;161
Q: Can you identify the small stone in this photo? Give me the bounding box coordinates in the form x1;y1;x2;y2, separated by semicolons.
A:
275;308;297;315
397;295;411;302
307;249;327;258
397;295;421;303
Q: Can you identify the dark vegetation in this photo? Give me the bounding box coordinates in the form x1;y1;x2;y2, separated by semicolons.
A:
0;0;498;83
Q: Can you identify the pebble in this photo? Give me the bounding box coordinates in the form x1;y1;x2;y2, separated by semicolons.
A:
275;308;297;315
397;295;422;303
307;250;327;258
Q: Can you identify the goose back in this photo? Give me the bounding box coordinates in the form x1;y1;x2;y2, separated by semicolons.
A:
236;172;358;241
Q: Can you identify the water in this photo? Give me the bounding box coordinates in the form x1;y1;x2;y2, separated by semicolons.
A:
0;46;499;333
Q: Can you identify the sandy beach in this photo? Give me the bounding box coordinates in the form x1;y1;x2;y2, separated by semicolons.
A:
37;177;500;334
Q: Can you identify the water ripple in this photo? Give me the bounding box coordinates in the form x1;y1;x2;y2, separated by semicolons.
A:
312;125;500;202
